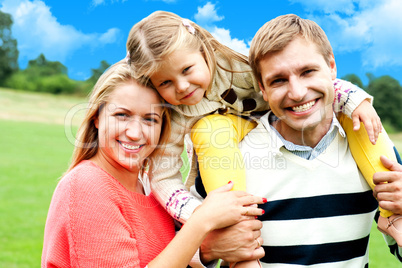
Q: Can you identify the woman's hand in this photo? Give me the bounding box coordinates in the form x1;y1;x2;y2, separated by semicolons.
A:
195;181;266;231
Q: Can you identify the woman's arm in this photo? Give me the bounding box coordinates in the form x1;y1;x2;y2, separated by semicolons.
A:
147;182;265;268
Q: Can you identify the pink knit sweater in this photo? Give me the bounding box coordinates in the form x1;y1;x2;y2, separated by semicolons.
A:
42;160;175;268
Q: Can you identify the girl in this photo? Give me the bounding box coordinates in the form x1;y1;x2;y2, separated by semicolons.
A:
125;11;400;265
41;60;265;268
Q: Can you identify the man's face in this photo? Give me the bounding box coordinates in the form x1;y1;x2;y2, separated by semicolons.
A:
258;36;337;137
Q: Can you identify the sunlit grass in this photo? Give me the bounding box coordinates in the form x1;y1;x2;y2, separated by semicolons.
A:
0;88;401;267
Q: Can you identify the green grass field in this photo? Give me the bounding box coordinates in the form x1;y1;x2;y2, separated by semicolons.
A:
1;88;401;267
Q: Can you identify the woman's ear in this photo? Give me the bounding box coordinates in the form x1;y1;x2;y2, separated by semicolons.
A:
94;117;99;129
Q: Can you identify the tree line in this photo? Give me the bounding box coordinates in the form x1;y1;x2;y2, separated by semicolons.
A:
0;10;110;96
1;10;402;131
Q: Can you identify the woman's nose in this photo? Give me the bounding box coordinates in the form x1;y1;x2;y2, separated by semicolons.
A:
125;119;143;140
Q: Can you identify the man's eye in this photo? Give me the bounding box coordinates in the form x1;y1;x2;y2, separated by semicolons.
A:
271;78;286;85
302;69;314;76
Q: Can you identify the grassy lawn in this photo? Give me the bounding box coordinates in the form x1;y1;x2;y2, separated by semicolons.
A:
1;88;401;267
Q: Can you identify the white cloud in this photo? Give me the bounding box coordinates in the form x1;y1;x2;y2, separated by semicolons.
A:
91;0;129;8
294;0;402;69
194;2;249;55
195;2;224;25
289;0;357;15
210;27;249;56
1;0;121;64
91;0;105;7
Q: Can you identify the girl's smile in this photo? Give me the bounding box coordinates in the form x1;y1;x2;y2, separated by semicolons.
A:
150;49;211;106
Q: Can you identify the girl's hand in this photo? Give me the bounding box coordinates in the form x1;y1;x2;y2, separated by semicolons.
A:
196;181;266;231
351;100;382;145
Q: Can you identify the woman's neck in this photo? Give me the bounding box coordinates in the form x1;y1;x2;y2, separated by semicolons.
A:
89;153;145;194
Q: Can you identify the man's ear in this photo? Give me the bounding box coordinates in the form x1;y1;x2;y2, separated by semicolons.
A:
329;54;337;80
258;82;269;102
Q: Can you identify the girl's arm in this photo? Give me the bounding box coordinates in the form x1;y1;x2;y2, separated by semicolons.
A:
147;182;265;268
191;114;256;194
333;78;381;143
150;116;202;223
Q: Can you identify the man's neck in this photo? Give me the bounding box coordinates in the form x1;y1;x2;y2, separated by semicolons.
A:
272;116;334;148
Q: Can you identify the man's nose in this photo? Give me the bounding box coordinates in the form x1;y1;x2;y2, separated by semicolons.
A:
288;78;307;102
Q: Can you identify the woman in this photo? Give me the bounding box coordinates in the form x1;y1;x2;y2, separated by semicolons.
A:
41;60;265;268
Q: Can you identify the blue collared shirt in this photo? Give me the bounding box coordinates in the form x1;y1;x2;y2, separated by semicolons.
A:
266;112;346;160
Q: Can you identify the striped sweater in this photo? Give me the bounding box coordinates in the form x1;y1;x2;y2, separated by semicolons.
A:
239;112;401;267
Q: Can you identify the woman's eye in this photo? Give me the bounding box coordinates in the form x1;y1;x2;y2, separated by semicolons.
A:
144;117;158;124
114;113;129;119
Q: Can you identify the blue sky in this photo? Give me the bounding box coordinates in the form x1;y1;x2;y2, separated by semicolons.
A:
1;0;402;86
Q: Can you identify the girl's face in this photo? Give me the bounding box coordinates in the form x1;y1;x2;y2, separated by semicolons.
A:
150;49;211;106
95;81;163;171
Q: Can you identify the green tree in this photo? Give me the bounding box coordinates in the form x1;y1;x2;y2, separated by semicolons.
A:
367;75;402;131
88;60;110;83
5;54;77;94
342;74;364;90
27;53;67;76
0;10;19;85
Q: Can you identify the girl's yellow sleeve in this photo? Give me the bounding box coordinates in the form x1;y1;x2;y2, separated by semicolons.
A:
339;114;396;218
191;114;256;194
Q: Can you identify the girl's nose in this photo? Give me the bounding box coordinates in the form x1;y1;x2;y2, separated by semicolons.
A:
175;80;190;93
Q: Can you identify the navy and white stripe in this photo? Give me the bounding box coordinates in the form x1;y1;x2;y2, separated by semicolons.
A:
239;111;395;267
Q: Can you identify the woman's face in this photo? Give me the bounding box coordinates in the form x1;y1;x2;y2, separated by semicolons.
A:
95;81;163;171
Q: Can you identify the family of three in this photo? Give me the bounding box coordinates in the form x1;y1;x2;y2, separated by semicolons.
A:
42;11;402;268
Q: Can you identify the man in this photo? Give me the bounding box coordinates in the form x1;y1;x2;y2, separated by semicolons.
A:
235;14;402;266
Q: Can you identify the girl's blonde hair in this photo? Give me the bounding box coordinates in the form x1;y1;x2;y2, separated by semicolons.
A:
126;10;248;92
249;14;333;85
68;59;171;172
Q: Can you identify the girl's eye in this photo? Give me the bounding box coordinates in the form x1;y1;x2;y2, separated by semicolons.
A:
183;66;191;73
159;80;170;87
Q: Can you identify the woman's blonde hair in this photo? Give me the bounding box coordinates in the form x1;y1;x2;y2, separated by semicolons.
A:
249;14;333;85
68;59;171;172
126;10;248;92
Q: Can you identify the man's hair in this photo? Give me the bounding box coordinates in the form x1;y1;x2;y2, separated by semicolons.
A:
249;14;333;85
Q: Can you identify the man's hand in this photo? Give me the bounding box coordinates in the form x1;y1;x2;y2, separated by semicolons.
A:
373;156;402;214
199;219;264;264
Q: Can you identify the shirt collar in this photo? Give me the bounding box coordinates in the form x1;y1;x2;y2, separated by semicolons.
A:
260;111;346;159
